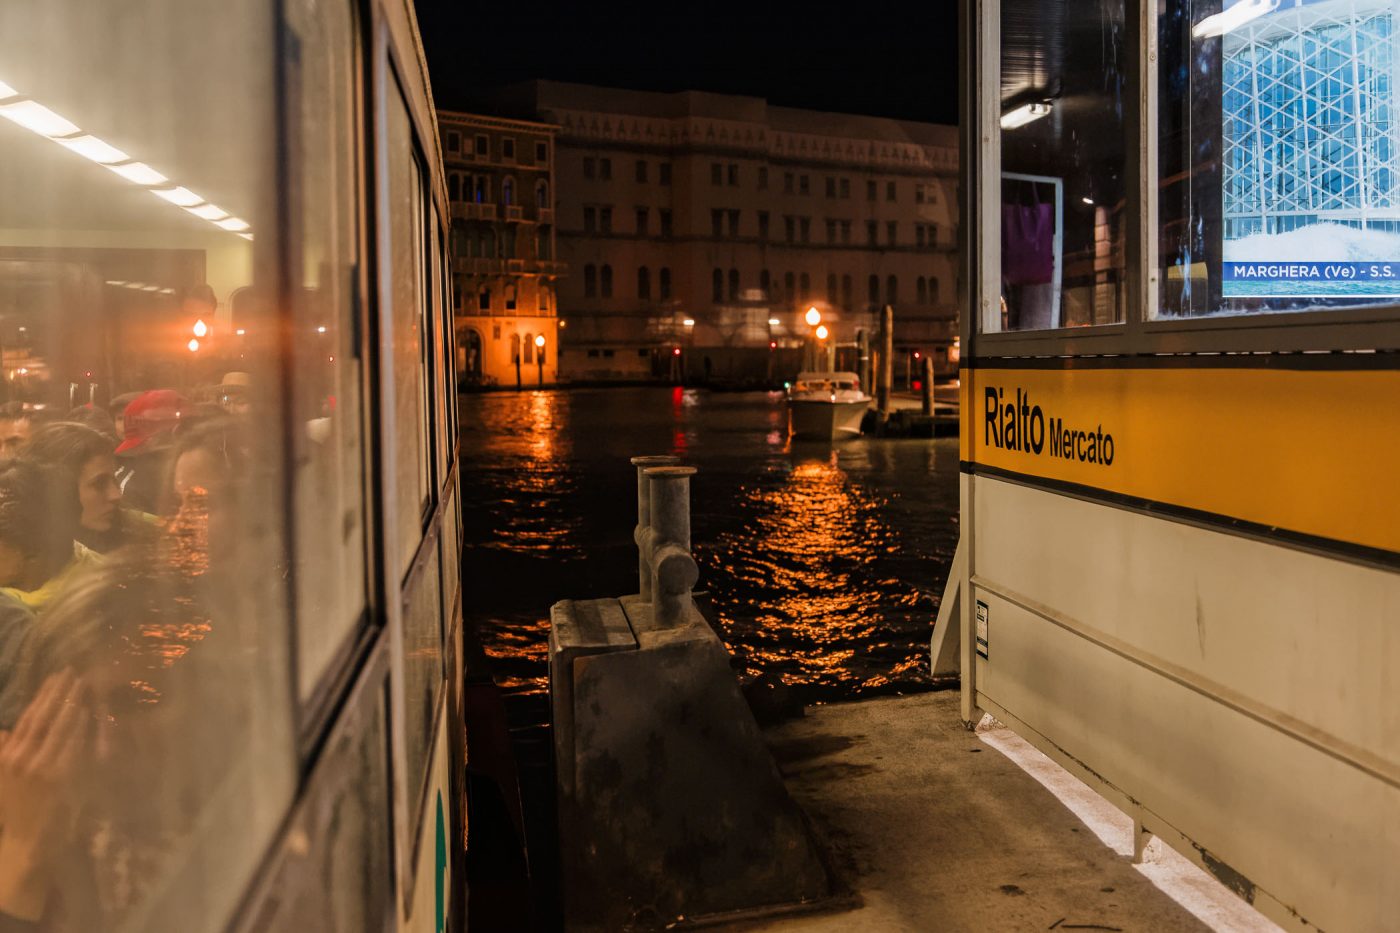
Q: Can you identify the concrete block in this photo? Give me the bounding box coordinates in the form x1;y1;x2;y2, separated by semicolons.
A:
552;597;832;929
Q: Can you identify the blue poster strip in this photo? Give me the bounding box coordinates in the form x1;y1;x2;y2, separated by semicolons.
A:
1223;261;1400;297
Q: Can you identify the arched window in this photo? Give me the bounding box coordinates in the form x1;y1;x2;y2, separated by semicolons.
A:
712;268;724;303
538;285;550;311
886;275;898;305
505;283;518;310
600;264;613;298
827;273;837;303
473;176;486;203
584;264;597;298
760;269;771;296
916;276;927;305
481;288;493;311
929;276;940;303
535;179;549;209
799;272;810;301
841;274;852;308
728;268;739;301
511;332;520;363
502;176;515;206
784;271;795;300
868;274;879;305
449;174;461;200
660;267;672;300
638;265;651;300
524;332;534;363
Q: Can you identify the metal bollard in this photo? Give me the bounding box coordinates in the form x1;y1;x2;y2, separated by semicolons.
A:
643;465;699;628
630;455;680;599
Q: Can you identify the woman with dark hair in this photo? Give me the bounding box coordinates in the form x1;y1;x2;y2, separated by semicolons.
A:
0;460;91;612
22;423;155;554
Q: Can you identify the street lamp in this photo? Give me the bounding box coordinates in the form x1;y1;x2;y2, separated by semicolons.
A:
804;307;821;327
815;324;829;340
534;334;546;386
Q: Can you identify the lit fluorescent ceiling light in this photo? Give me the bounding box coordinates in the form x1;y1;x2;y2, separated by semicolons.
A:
184;203;229;221
56;134;129;164
106;162;168;185
152;186;204;207
1192;0;1278;39
0;99;80;137
1001;102;1051;130
215;216;250;232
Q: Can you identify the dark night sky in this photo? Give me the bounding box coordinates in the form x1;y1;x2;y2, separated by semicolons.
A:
413;0;961;126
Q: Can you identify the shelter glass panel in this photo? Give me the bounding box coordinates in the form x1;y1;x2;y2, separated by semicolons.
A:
1158;0;1400;316
0;2;295;930
997;0;1127;330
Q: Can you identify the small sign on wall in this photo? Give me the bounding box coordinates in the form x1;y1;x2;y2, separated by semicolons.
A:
975;601;989;659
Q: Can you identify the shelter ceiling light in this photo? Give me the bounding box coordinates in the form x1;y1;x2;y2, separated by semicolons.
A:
1192;0;1278;39
1000;102;1052;130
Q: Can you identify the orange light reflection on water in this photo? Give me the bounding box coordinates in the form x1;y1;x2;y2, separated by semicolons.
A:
701;451;906;694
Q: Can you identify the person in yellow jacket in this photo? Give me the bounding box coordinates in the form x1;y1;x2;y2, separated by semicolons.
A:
0;460;89;613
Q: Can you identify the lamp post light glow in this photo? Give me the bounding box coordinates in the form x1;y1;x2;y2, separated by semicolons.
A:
815;324;829;340
193;318;209;338
804;307;822;327
534;334;546;386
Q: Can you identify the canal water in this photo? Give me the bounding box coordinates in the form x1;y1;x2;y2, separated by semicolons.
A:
459;386;960;705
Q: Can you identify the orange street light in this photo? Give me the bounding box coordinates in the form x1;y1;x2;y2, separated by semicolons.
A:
815;324;829;340
192;318;209;338
804;307;821;327
534;334;546;348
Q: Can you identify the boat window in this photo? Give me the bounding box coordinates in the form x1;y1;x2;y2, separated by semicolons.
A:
385;76;431;577
0;1;293;929
1157;0;1400;317
997;0;1127;330
286;0;368;703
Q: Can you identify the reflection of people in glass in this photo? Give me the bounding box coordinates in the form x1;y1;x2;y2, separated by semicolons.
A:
0;404;34;462
23;423;156;555
0;461;93;612
0;554;191;928
114;390;188;516
217;372;251;419
166;418;245;576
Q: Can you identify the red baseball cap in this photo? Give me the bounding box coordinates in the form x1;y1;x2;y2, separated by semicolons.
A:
115;389;188;455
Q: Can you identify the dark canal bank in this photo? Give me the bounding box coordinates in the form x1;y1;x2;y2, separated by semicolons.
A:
459;385;960;704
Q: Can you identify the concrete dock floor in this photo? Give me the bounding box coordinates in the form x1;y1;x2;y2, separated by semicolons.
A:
718;692;1279;933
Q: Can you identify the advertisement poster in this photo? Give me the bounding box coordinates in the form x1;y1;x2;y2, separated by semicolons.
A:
1219;0;1400;298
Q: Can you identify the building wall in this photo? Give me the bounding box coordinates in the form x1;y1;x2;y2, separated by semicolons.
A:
479;82;961;383
440;112;563;386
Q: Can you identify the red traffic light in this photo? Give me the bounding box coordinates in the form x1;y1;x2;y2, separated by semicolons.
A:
672;347;681;356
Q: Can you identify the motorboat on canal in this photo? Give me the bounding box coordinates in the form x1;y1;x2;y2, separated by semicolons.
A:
787;371;871;440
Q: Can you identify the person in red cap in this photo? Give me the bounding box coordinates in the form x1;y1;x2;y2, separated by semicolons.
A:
114;389;188;515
